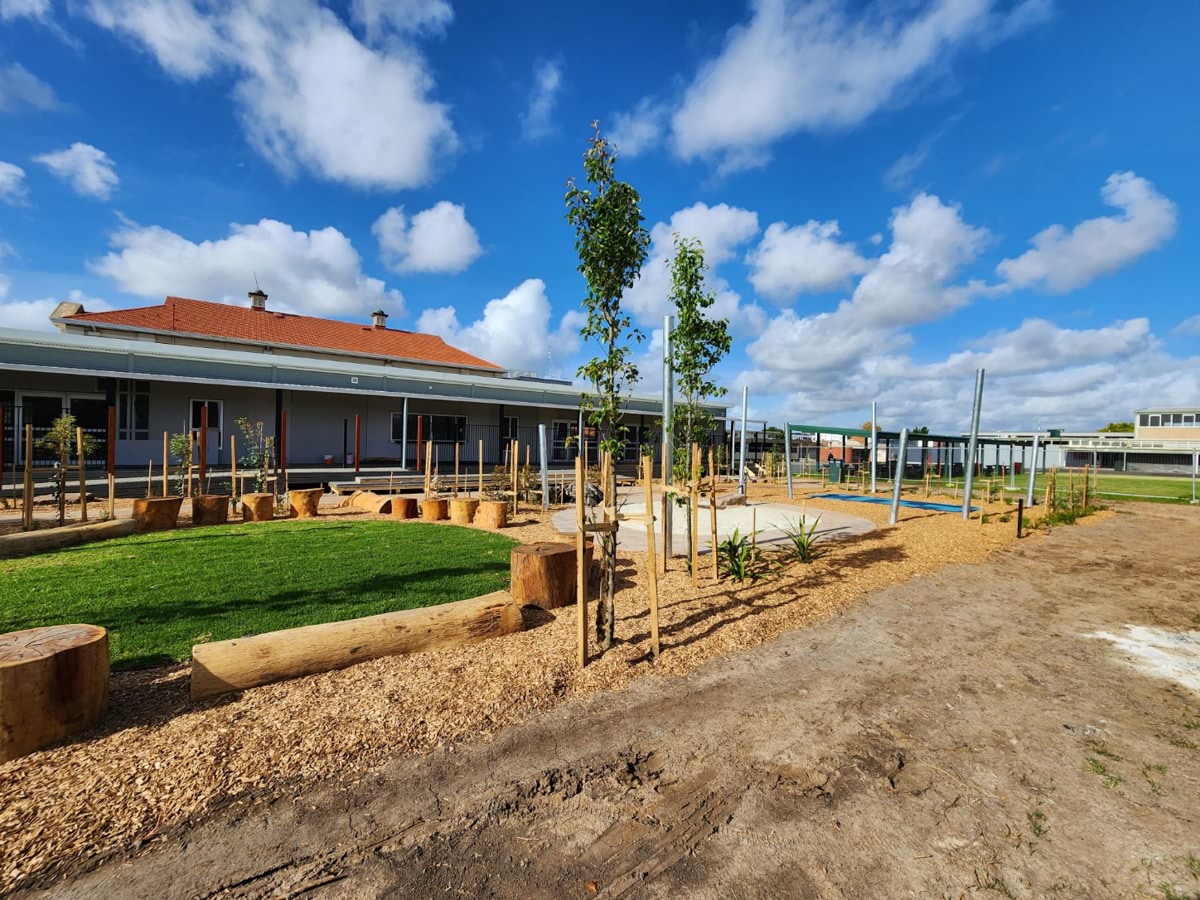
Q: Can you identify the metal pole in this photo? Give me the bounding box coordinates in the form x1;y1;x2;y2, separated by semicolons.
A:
785;423;794;500
961;369;985;520
539;423;549;511
1008;443;1016;489
1192;451;1197;504
738;386;749;494
889;428;909;525
1026;434;1040;507
662;314;674;560
401;396;408;470
869;400;877;493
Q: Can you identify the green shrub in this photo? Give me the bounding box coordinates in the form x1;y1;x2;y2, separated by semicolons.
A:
781;515;824;563
717;527;758;582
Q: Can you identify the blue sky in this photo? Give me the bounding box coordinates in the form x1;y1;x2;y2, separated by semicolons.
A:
1;0;1197;431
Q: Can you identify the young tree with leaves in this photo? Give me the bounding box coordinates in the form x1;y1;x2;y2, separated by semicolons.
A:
37;413;96;526
565;122;650;649
667;235;731;564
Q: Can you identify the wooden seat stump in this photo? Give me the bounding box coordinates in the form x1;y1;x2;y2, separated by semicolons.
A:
0;624;109;763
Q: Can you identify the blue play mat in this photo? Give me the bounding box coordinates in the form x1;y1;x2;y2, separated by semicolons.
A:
814;493;978;513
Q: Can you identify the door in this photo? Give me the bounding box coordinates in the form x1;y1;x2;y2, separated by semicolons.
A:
552;420;575;462
70;398;108;469
190;399;222;465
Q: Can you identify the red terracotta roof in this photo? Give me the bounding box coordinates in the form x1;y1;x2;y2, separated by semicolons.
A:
62;296;503;371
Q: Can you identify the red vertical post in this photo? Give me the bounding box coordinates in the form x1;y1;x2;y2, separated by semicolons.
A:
280;409;288;478
199;404;208;483
354;414;361;473
106;404;116;475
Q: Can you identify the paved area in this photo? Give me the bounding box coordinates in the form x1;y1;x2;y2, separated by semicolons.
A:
551;497;875;552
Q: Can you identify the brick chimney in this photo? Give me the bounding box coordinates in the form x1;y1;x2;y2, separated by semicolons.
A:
371;309;388;329
249;288;267;311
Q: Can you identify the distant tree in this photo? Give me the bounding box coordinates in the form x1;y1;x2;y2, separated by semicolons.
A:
860;421;880;432
910;426;930;435
565;121;650;650
1098;421;1135;433
667;234;731;567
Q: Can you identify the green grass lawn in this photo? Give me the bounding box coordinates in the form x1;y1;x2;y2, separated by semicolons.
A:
0;520;518;669
874;471;1196;503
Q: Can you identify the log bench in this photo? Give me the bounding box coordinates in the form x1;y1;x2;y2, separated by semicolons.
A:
0;624;109;763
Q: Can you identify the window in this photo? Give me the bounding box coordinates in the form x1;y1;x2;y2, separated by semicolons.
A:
403;414;465;443
1139;414;1149;426
189;399;222;448
117;379;150;440
503;416;519;442
1185;415;1195;426
1149;415;1161;427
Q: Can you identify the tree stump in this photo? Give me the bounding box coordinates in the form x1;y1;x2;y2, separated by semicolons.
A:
132;496;184;532
511;542;579;610
288;488;324;519
450;498;479;525
422;498;449;521
474;500;507;529
391;497;419;520
192;494;231;526
1;624;109;763
241;493;275;522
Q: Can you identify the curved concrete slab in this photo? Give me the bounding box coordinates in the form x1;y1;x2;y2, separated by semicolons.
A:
552;498;874;555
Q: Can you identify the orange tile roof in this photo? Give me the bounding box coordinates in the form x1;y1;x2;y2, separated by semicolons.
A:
62;296;503;371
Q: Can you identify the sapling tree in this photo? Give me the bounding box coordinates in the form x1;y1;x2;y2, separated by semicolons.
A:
36;413;96;526
668;235;731;566
565;121;650;649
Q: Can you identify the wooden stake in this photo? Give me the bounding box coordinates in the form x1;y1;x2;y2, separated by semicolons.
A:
1082;465;1089;509
424;440;433;499
23;424;33;530
187;431;194;498
1068;467;1075;509
511;439;519;515
708;447;718;583
478;438;484;498
575;455;587;667
454;443;460;497
76;426;87;523
162;432;169;498
642;455;660;661
107;473;115;519
146;460;152;499
690;443;700;590
230;434;238;499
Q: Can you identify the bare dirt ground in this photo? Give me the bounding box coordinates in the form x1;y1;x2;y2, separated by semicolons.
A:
24;502;1199;900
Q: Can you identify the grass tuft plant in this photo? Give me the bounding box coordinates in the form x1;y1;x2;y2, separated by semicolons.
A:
717;528;759;583
781;516;825;563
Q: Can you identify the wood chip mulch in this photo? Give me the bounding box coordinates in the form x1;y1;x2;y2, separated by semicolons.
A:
0;484;1098;893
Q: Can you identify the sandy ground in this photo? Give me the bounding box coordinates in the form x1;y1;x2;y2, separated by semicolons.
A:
26;501;1199;900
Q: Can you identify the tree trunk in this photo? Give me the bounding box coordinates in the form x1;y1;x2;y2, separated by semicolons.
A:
190;590;524;700
390;497;418;520
510;542;577;609
133;496;184;531
192;494;231;526
474;500;507;529
0;624;109;763
449;498;479;525
241;493;274;522
287;488;324;519
421;498;449;521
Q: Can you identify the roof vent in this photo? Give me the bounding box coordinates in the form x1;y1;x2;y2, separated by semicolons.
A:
249;288;268;311
371;309;388;329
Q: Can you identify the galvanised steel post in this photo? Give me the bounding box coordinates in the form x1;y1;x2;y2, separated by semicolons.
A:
738;386;749;494
1026;433;1040;507
662;315;674;560
961;369;985;521
889;428;909;526
869;400;878;493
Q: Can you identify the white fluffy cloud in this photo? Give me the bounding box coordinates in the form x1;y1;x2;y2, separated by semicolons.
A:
0;0;51;21
33;143;119;200
623;202;765;335
350;0;452;40
373;201;482;274
0;61;58;112
1173;315;1200;337
416;278;582;374
521;59;563;141
0;288;114;332
89;217;404;318
746;219;869;302
609;98;667;157
649;0;1050;172
84;0;457;189
0;161;27;204
997;171;1178;293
